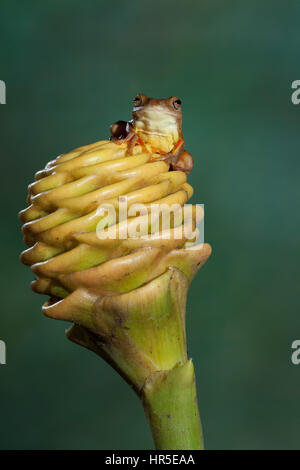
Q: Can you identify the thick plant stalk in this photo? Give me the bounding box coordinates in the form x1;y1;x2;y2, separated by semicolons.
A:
142;360;203;450
66;268;204;449
19;139;211;450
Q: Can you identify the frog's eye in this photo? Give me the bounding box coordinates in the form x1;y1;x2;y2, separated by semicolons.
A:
133;95;143;107
172;98;182;110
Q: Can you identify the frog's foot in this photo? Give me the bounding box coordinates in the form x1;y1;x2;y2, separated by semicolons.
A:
171;150;194;174
151;150;193;174
149;139;185;167
150;152;172;164
150;152;179;173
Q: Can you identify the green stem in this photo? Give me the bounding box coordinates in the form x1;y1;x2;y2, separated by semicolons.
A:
66;269;205;449
142;359;204;450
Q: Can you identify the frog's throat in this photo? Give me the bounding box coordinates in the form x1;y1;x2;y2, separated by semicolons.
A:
135;130;179;154
134;125;180;154
136;129;172;138
133;107;180;153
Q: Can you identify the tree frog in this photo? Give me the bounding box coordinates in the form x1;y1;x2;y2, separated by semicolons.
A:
110;94;194;174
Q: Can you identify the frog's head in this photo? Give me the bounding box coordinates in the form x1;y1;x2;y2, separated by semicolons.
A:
132;94;183;153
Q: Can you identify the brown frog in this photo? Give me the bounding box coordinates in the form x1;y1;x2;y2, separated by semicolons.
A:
110;94;194;174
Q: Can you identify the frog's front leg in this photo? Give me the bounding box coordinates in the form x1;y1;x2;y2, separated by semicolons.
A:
151;141;193;174
151;139;193;174
110;121;143;156
151;138;184;164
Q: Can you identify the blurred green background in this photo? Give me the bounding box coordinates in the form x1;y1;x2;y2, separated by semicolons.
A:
0;0;299;450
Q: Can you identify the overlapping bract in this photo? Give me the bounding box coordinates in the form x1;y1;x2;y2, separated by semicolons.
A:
19;139;211;388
